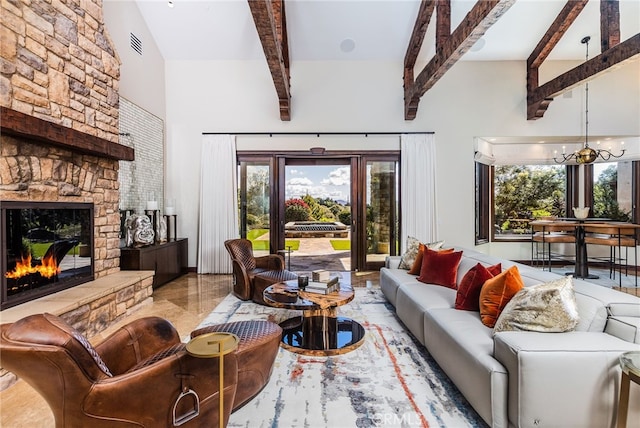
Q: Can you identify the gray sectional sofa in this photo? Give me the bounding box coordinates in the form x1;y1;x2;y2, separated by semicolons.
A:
380;246;640;428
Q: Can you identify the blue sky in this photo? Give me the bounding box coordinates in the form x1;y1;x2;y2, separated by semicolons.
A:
286;165;350;203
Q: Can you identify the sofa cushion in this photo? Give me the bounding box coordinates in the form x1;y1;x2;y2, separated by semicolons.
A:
479;265;524;328
493;276;579;334
417;248;463;289
395;283;457;345
455;263;502;311
398;236;444;270
409;246;454;275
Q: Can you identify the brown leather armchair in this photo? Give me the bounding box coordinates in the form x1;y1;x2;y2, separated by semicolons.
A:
224;238;296;304
0;313;238;427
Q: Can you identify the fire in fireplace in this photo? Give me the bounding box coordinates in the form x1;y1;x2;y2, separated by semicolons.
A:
1;201;94;310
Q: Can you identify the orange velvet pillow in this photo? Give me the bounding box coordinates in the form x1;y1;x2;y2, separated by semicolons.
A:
417;248;463;289
408;246;454;275
455;263;502;311
479;265;524;327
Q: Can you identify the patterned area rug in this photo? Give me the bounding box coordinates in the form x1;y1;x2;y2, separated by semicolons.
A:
196;288;488;428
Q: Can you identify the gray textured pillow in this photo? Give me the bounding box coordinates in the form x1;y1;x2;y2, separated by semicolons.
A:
398;237;444;270
493;276;579;334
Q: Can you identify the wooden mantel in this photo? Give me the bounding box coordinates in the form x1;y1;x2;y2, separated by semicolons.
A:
0;107;134;161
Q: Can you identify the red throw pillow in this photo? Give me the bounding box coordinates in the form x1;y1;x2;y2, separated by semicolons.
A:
479;265;524;327
417;248;463;289
455;263;502;311
409;246;454;275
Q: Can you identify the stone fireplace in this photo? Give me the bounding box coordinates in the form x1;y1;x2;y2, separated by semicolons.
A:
0;0;157;389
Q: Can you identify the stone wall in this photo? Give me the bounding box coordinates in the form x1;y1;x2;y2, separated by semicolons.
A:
0;0;123;277
0;134;121;277
0;0;121;144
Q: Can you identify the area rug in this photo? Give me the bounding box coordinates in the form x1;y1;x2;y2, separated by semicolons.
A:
196;288;488;428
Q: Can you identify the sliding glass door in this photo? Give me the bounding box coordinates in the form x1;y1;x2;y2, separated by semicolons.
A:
237;152;399;272
237;159;272;256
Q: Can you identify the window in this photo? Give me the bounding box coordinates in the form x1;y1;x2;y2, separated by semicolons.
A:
492;164;566;240
478;160;640;242
475;162;489;244
592;161;633;221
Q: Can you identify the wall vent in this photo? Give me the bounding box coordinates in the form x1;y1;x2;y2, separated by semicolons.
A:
130;33;143;55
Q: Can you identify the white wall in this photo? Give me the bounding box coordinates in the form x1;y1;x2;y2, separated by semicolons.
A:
164;58;639;267
103;1;166;121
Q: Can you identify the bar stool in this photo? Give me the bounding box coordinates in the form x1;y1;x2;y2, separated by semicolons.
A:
531;221;577;272
584;223;638;287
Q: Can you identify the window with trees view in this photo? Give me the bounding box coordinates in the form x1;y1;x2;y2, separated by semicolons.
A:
493;165;566;239
593;161;633;221
484;160;639;242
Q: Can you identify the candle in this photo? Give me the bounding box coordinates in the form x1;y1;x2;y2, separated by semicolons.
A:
146;200;158;210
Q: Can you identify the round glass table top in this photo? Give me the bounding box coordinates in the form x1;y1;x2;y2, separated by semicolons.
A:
620;351;640;377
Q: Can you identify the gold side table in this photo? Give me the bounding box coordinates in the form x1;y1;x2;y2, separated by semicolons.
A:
618;351;640;428
186;332;239;428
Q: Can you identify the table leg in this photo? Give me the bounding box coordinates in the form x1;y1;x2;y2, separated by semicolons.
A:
617;371;630;428
574;224;599;279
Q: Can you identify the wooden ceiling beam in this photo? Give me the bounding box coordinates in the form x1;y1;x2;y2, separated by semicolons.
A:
526;0;587;120
526;0;635;120
248;0;291;121
600;0;620;51
527;0;588;70
403;0;437;120
528;33;640;120
404;0;515;120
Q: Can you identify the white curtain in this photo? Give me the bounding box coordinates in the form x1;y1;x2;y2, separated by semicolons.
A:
197;135;239;273
400;133;438;249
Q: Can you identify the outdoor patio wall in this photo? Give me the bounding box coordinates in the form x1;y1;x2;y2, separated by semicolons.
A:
101;5;640;269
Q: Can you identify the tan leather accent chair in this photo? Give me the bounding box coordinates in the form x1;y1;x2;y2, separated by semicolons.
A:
0;313;238;427
224;238;296;303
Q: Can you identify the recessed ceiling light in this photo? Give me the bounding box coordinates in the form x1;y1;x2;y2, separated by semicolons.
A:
340;38;356;53
168;1;174;8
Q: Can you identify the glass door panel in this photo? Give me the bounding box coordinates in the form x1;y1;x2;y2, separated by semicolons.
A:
282;158;352;272
238;160;271;256
365;160;399;268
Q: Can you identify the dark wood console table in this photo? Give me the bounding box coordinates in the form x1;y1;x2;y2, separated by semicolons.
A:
120;238;188;288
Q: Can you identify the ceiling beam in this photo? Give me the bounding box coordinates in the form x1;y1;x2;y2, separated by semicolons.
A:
404;0;515;120
527;0;637;120
527;0;588;70
248;0;291;121
600;0;620;51
403;0;437;120
526;0;588;120
527;33;640;120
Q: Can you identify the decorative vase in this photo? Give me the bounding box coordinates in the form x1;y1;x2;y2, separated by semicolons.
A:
573;207;589;219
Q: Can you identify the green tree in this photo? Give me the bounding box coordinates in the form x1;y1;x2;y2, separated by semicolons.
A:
593;166;631;221
238;166;271;229
494;165;565;233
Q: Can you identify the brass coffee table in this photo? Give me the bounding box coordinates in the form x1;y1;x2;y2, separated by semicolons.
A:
263;280;365;356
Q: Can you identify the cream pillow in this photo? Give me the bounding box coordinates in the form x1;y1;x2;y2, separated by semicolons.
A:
493;276;579;334
398;237;444;270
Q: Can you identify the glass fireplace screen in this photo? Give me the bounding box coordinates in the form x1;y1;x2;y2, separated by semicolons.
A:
1;201;94;310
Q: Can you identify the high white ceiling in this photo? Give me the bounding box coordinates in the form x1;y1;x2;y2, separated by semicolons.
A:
129;0;640;62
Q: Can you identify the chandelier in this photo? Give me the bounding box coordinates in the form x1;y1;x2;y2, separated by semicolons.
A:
554;36;626;164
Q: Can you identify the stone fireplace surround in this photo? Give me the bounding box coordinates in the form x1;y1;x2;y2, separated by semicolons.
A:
0;0;153;390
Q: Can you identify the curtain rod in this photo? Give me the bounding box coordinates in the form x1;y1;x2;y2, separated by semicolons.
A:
202;132;434;136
